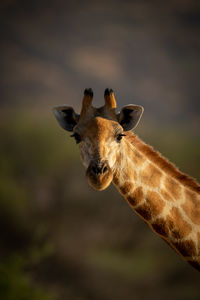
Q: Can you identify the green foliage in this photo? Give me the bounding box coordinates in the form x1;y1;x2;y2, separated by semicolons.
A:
0;114;57;300
0;256;54;300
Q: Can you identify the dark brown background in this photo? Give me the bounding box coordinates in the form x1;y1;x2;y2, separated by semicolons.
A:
0;1;200;299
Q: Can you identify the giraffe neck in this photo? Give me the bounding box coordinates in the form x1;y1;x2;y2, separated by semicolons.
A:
112;132;200;271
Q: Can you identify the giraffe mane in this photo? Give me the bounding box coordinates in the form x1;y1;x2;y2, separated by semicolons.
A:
126;131;200;194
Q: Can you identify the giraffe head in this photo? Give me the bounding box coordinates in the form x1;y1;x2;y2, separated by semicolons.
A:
53;88;144;191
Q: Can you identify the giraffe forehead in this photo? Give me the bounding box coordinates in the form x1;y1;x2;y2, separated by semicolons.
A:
82;117;121;140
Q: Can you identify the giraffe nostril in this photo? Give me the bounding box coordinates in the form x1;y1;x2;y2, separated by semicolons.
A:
92;165;101;174
91;162;109;175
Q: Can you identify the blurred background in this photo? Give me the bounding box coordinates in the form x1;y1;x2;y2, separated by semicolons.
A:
0;0;200;299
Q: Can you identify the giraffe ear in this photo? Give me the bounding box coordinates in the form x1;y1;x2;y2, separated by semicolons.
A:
52;106;80;131
117;105;144;131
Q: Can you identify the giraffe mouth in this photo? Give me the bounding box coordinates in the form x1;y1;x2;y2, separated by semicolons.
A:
86;160;113;191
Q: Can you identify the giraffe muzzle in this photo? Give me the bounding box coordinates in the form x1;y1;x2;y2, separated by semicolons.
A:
86;160;113;191
91;161;108;175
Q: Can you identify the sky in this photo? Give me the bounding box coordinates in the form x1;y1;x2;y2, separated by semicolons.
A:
0;0;200;126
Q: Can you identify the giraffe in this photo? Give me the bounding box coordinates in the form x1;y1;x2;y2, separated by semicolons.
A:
53;88;200;272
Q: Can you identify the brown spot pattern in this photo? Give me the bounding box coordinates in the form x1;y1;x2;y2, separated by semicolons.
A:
120;181;134;195
126;132;200;194
123;169;137;182
140;163;162;188
153;208;192;240
146;190;165;215
127;186;143;207
173;239;197;257
151;218;169;237
181;190;200;225
161;189;174;202
135;191;165;221
164;177;181;200
113;169;120;185
166;207;192;239
135;203;152;221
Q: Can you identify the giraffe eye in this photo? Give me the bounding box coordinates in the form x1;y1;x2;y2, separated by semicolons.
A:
116;133;126;142
70;133;82;144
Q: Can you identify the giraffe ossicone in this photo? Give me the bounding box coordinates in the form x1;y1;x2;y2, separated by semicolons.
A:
53;88;200;272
